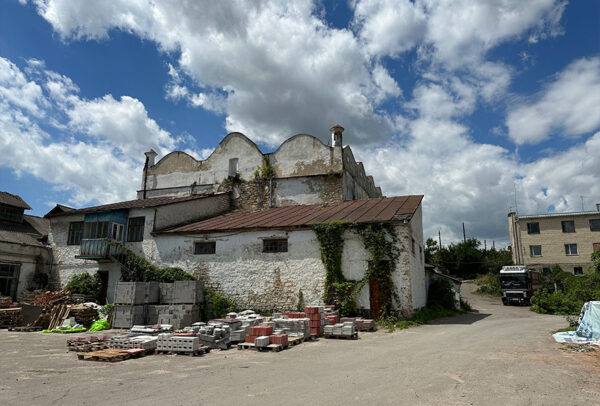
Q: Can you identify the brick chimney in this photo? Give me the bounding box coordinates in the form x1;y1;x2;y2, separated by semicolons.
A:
330;124;344;147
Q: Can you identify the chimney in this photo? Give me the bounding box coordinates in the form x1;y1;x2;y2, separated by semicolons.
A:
330;124;344;147
145;149;158;166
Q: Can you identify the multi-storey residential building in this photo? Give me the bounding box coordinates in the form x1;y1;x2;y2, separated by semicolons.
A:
508;205;600;275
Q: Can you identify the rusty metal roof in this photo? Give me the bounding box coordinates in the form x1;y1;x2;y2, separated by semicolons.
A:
164;195;423;233
0;191;31;210
45;193;226;217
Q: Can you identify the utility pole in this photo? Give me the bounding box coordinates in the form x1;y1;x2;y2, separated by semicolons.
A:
484;240;487;251
462;222;466;243
492;240;496;250
438;229;442;249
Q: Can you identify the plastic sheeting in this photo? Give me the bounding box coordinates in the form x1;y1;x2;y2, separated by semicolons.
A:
553;301;600;343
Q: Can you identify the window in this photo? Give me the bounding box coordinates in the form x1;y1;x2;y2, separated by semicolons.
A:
0;263;20;300
111;223;124;241
527;222;540;234
127;217;145;242
228;158;239;177
194;241;216;255
574;267;583;275
0;204;24;223
263;239;288;253
590;219;600;232
561;220;575;233
67;222;84;245
564;243;578;256
529;245;542;257
83;221;109;239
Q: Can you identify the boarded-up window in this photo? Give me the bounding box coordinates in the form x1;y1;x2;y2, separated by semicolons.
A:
67;221;84;245
194;241;216;255
263;239;288;253
127;217;145;242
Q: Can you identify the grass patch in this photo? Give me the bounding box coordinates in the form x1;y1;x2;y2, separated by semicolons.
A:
554;326;577;333
379;303;472;332
474;274;501;296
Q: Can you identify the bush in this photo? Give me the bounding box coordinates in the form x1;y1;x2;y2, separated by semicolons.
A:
530;266;600;315
427;278;456;310
64;272;102;301
144;267;195;283
296;289;304;312
474;274;501;296
203;288;239;320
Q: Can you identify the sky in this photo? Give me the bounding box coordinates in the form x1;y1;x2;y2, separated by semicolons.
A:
0;0;599;247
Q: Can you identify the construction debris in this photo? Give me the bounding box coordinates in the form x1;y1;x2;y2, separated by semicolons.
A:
67;336;110;352
0;308;22;328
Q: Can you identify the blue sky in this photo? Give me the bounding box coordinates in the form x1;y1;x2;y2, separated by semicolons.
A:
1;0;599;245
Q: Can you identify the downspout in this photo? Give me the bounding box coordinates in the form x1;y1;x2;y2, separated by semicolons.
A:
142;155;149;200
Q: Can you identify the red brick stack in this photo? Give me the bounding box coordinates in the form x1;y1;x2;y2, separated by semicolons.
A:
282;311;306;318
245;325;274;344
305;306;323;336
327;315;339;325
269;334;288;346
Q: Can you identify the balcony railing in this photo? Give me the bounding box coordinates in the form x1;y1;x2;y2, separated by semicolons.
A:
76;238;110;259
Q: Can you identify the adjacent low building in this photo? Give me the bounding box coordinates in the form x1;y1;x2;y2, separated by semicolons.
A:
0;192;52;300
508;205;600;274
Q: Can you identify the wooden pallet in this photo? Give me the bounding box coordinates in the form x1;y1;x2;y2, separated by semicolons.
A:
287;336;305;346
237;342;288;352
323;332;359;340
8;326;43;332
77;349;131;362
155;347;210;357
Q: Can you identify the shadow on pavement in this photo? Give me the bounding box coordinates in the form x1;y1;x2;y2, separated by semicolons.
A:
429;312;491;325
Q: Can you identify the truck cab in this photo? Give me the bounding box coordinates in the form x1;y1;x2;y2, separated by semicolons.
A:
500;266;542;306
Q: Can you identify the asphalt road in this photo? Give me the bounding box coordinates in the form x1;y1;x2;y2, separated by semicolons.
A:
1;282;598;405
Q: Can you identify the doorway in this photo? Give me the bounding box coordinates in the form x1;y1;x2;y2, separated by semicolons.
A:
0;263;20;300
97;271;109;305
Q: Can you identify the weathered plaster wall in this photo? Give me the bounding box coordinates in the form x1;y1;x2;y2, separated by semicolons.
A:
137;184;213;199
273;176;343;206
0;241;52;300
270;134;342;177
153;193;231;230
342;146;382;199
408;205;427;310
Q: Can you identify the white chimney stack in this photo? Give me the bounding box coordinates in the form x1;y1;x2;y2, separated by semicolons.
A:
145;149;158;166
330;124;344;147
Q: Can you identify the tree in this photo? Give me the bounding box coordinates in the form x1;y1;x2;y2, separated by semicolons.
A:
424;238;438;264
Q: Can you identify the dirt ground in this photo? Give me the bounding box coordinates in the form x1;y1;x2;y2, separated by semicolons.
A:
1;282;599;405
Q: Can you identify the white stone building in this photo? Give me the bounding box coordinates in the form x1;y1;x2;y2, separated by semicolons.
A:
46;127;427;316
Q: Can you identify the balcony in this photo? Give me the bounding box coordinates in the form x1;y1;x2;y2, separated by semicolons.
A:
75;238;110;260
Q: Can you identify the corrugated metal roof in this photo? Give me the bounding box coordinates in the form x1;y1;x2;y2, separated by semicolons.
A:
45;193;226;217
164;195;423;233
0;191;31;210
517;210;600;219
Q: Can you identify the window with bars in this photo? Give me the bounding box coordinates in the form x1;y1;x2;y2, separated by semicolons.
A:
263;239;288;253
127;217;145;242
67;222;84;245
194;241;216;255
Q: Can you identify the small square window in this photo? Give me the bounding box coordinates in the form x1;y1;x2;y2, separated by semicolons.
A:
564;243;578;256
527;222;540;234
590;219;600;232
529;245;542;257
561;220;575;233
263;239;288;253
574;267;583;275
194;241;216;255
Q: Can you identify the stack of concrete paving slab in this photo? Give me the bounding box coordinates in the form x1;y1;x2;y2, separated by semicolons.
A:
340;317;375;331
112;281;204;329
305;306;325;336
323;322;356;337
130;324;173;334
196;322;231;349
109;334;158;350
156;333;199;353
272;318;310;338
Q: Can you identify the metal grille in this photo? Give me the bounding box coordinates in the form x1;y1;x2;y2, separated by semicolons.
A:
263;239;288;253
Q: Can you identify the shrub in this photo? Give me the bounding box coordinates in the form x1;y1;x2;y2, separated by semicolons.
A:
427;278;456;310
203;288;239;320
144;267;195;283
64;272;102;301
296;289;304;312
475;274;501;296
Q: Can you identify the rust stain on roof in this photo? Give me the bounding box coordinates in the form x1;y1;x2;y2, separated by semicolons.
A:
165;195;423;233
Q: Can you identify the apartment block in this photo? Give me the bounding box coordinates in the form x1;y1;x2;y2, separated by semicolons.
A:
508;204;600;275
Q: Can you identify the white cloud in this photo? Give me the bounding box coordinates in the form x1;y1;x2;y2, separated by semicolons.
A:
506;57;600;145
0;56;175;206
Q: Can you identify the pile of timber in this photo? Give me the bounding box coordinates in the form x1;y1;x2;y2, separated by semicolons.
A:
0;308;23;328
0;296;13;309
69;304;98;327
47;304;71;330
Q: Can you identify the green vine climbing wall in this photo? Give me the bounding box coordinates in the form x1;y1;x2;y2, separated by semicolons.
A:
312;221;402;319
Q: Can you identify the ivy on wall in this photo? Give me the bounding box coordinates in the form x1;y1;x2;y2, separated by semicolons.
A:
312;221;401;319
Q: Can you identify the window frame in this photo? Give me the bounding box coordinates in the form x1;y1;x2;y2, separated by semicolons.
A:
573;267;583;276
589;219;600;232
564;243;578;256
561;220;575;233
67;221;84;245
262;238;288;253
529;245;542;257
526;222;540;234
126;217;145;242
194;241;216;255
